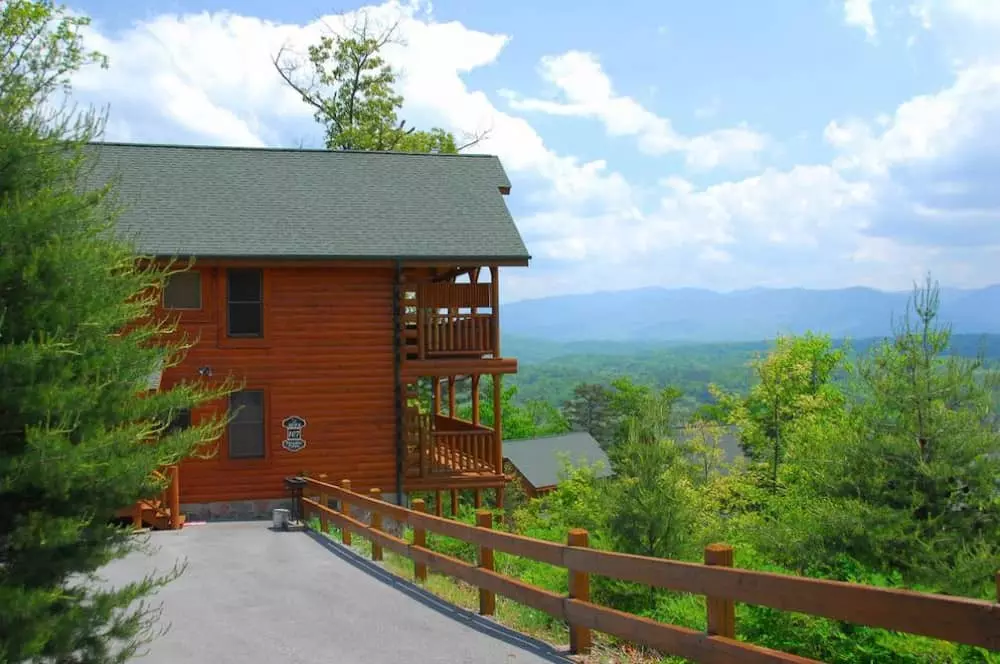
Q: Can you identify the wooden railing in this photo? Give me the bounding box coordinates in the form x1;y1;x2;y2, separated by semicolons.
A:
433;429;496;473
404;282;498;359
126;464;182;530
421;313;496;357
295;477;1000;662
405;411;497;477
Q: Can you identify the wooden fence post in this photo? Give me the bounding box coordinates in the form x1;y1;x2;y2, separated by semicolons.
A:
168;465;182;530
318;473;329;533
476;510;495;616
370;488;383;562
412;498;428;583
705;543;736;639
567;528;592;654
340;480;352;546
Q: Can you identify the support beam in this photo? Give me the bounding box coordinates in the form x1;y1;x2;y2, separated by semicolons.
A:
489;266;500;358
450;488;459;517
448;376;456;417
433;377;442;415
474;488;482;509
493;373;503;473
471;374;481;426
435;490;443;517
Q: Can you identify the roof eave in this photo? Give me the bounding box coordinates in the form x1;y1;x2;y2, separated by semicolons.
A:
142;253;531;266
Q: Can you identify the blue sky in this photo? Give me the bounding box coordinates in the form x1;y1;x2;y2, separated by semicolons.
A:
70;0;1000;302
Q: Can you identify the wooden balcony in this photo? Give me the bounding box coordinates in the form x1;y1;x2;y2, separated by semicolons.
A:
402;282;498;360
404;411;502;488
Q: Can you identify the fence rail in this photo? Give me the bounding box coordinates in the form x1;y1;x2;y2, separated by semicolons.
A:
294;476;1000;662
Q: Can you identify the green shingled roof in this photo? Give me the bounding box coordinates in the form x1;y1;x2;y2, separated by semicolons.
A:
503;432;613;489
83;142;531;261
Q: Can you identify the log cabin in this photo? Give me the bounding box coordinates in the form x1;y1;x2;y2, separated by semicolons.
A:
89;142;530;527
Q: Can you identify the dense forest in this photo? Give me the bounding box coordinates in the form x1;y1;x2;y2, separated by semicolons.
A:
505;331;1000;420
421;280;1000;662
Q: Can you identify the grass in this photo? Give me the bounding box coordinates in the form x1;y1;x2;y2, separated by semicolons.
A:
307;516;671;664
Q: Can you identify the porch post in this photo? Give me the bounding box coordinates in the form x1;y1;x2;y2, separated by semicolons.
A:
492;373;503;473
471;374;481;426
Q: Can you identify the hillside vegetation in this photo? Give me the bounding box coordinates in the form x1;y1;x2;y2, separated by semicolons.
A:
506;332;1000;418
423;280;1000;662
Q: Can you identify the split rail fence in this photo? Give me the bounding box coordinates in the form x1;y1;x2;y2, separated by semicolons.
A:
294;476;1000;663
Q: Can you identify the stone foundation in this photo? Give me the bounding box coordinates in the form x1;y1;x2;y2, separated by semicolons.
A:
181;498;293;523
180;495;409;537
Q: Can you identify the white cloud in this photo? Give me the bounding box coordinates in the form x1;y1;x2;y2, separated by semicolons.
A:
844;0;877;40
68;0;1000;301
501;51;768;172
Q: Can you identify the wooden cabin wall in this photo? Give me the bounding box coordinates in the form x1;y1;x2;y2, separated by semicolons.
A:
158;264;396;504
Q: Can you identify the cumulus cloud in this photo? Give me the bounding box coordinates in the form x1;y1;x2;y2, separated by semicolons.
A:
825;62;1000;249
844;0;877;40
67;0;1000;301
501;51;768;172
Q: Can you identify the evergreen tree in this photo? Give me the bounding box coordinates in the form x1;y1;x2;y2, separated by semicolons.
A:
834;277;1000;593
0;2;232;661
561;382;613;446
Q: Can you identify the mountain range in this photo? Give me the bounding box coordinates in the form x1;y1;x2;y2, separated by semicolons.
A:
500;285;1000;343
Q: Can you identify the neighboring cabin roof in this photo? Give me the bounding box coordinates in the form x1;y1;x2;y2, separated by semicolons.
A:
83;142;531;262
503;432;613;489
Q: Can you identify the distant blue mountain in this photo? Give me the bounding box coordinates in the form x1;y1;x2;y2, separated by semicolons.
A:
500;285;1000;343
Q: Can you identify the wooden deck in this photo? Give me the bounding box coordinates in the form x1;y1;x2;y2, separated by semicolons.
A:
117;464;184;531
404;411;504;489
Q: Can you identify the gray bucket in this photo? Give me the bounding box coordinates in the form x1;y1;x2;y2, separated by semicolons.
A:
272;508;290;530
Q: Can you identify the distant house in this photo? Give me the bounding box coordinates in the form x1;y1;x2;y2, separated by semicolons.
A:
503;432;613;497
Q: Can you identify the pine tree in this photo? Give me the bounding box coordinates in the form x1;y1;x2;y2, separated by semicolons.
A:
0;2;232;661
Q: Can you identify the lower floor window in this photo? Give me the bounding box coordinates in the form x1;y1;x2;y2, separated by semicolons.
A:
229;390;265;459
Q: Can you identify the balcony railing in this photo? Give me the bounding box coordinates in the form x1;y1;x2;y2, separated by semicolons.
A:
405;411;498;478
403;282;499;359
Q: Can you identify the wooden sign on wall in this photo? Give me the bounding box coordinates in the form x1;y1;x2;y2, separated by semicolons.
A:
281;416;307;452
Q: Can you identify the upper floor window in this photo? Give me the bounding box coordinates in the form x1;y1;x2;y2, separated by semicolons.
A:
163;271;201;309
227;268;263;337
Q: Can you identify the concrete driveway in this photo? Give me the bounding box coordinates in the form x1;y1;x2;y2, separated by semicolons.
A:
100;522;569;664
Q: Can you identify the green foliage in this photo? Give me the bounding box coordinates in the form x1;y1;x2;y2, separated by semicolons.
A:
606;439;697;561
561;382;614;446
274;15;468;153
486;279;1000;662
0;3;233;661
458;378;569;440
715;333;847;490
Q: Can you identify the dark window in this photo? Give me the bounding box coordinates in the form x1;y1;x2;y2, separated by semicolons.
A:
166;408;191;435
163;272;202;309
228;390;265;459
227;269;263;337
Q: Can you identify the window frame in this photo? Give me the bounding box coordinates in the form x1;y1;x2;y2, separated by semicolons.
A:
166;408;192;436
163;271;203;310
226;389;267;460
226;268;264;339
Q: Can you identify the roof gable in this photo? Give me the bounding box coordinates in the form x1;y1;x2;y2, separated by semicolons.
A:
84;142;530;261
503;431;613;489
